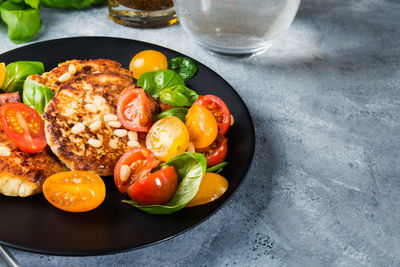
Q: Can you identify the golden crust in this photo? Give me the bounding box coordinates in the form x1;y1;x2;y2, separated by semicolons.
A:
0;130;67;197
28;59;132;94
42;72;135;176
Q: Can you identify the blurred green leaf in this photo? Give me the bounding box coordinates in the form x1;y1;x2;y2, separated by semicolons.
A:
0;1;41;44
40;0;107;9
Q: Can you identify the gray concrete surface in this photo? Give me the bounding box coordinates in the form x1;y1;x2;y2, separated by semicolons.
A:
0;0;399;266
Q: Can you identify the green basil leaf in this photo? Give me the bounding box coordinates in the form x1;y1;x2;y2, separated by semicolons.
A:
1;61;44;93
40;0;106;9
137;71;156;96
156;107;188;122
137;70;185;98
0;1;42;44
22;79;54;115
122;152;207;214
168;57;197;81
25;0;39;9
159;85;198;107
206;162;228;173
7;0;24;4
154;70;185;97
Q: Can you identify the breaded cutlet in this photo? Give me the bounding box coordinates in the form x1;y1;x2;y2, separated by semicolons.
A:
28;59;132;94
42;72;136;176
0;129;67;197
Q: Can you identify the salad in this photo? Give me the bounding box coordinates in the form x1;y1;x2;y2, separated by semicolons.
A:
0;49;233;215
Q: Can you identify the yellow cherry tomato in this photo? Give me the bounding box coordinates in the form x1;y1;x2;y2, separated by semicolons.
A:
187;172;228;207
0;63;6;88
43;171;106;212
146;116;190;161
185;104;218;148
129;50;168;79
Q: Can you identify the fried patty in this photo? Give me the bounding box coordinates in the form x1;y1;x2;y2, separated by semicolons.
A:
42;72;136;176
0;130;67;197
28;59;132;94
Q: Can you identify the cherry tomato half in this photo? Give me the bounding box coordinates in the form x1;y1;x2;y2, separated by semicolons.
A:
0;63;5;88
0;102;47;153
114;146;160;194
129;50;168;80
117;86;152;132
0;92;21;105
185;104;218;149
146;116;190;161
186;172;228;207
194;95;231;136
43;171;106;212
196;135;228;167
128;166;178;205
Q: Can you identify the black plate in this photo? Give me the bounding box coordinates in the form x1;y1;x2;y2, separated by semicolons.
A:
0;37;255;256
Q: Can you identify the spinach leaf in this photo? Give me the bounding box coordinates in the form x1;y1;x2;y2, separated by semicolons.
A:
0;1;41;44
1;61;44;93
206;162;228;174
159;85;198;107
168;57;197;81
22;79;54;115
122;152;207;214
137;70;185;98
156;107;188;122
40;0;106;9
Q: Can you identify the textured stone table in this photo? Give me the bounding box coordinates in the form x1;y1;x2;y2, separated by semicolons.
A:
1;0;399;266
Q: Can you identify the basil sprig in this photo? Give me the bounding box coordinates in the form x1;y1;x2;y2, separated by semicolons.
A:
122;152;207;215
167;57;197;81
1;61;44;93
137;69;185;98
22;79;54;115
159;85;198;107
156;107;188;122
206;162;228;174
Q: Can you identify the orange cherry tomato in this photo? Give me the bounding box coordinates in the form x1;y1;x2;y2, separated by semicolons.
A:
127;166;178;205
186;172;228;207
194;95;231;136
185;104;218;149
43;171;106;213
0;102;47;153
146;116;190;161
129;50;168;79
0;63;5;88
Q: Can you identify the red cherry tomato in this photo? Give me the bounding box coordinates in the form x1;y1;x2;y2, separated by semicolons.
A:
0;92;21;105
114;146;160;194
0;102;47;153
197;135;228;167
194;95;231;136
117;86;152;132
127;166;178;205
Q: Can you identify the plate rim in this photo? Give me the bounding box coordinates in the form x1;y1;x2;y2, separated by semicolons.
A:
0;36;256;256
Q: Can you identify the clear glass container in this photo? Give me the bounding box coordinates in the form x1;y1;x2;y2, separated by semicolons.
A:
173;0;301;57
108;0;178;28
